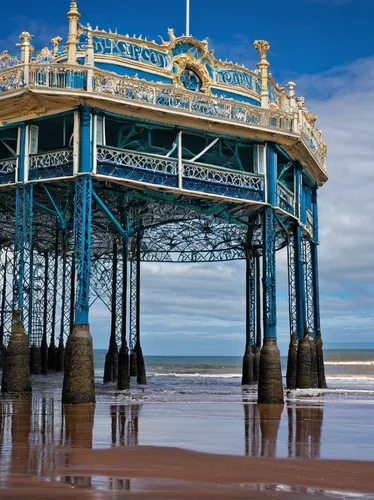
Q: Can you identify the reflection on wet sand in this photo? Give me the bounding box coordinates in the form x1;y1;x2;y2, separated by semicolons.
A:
62;404;95;487
243;396;324;459
243;402;284;458
0;395;326;495
0;397;142;492
287;405;323;459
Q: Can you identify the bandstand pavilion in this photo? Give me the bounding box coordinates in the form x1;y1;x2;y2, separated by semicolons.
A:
0;2;327;404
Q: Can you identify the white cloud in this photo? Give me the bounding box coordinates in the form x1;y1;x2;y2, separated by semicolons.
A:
91;56;374;353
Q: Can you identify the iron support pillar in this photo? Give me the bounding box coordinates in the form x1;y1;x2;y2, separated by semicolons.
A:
118;233;130;391
69;254;76;335
253;254;261;382
2;181;31;395
48;230;59;371
135;236;146;385
303;238;318;388
0;249;8;367
56;234;68;372
62;105;95;404
295;167;312;389
312;186;327;388
129;252;137;377
286;230;298;390
104;241;119;383
40;251;49;375
258;144;283;404
242;252;255;385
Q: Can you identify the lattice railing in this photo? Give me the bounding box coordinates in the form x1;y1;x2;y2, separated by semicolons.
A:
0;157;17;183
97;147;178;175
183;161;263;190
29;149;73;170
97;146;264;198
0;62;327;174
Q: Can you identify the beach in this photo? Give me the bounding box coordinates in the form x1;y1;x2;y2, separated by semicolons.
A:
1;350;374;498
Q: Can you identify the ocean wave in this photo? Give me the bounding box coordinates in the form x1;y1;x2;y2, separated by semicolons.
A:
325;361;374;366
150;372;241;379
326;375;374;380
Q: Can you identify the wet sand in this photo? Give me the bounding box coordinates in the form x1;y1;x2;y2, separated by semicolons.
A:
0;391;374;498
2;446;374;499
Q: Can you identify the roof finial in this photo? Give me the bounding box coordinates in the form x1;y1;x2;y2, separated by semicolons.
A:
66;1;81;64
51;36;63;57
253;40;270;108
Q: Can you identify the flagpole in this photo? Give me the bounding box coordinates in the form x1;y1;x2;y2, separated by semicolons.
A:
186;0;190;36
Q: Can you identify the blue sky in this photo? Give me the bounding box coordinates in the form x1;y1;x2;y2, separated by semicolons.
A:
1;0;374;354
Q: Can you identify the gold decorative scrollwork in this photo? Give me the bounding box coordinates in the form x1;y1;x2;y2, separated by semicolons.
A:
253;40;270;61
172;53;211;93
35;47;52;60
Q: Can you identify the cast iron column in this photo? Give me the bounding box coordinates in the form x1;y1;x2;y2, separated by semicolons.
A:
62;105;95;404
257;143;284;404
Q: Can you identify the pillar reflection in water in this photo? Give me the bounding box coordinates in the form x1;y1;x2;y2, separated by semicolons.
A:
109;404;142;491
62;404;95;488
242;397;283;458
0;397;33;485
243;400;324;459
287;404;323;459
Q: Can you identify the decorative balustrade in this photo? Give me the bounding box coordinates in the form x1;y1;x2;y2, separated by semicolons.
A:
183;161;263;191
29;64;87;89
301;126;326;172
277;182;295;215
0;157;17;183
97;147;178;175
0;65;24;92
306;208;314;235
96;146;264;200
29;149;74;180
93;69;293;134
0;62;327;175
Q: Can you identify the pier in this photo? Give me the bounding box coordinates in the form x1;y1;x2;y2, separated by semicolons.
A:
0;2;327;403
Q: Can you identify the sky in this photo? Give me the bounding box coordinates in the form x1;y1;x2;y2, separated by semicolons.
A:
1;0;374;354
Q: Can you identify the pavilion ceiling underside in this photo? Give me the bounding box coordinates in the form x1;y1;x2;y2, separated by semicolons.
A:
0;184;291;262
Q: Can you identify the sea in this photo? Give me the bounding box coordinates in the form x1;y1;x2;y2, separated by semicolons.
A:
93;348;374;404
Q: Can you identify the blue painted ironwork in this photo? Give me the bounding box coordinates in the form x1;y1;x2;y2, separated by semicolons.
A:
255;255;262;348
0;249;9;346
58;233;69;343
92;190;127;238
29;149;74;180
80;106;92;174
246;252;256;348
13;185;33;331
312;186;321;332
96;146;264;202
129;248;137;353
73;175;92;324
294;224;306;340
30;249;45;346
287;231;297;338
262;207;277;339
290;165;306;340
73;104;92;324
303;238;315;337
261;144;278;339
